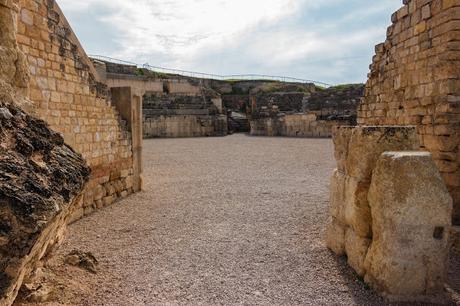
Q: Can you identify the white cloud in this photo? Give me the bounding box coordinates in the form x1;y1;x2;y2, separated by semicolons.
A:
58;0;401;83
60;0;306;59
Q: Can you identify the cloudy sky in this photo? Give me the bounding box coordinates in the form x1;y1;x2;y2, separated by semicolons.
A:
58;0;401;85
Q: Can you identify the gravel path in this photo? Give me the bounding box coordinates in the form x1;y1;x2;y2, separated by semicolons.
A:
46;134;459;305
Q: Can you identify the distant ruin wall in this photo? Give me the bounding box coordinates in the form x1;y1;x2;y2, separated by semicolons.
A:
144;115;227;138
357;0;460;223
250;114;349;138
16;0;138;220
305;84;364;122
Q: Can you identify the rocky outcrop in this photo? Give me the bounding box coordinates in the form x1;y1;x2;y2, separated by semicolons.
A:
327;126;453;302
0;2;90;304
0;103;90;306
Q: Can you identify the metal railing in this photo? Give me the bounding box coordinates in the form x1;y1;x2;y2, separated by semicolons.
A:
89;54;332;87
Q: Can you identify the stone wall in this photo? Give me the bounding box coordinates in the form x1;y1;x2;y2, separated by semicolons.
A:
357;0;460;223
327;126;452;302
144;115;227;138
250;114;350;138
305;84;364;123
143;91;227;138
16;0;139;220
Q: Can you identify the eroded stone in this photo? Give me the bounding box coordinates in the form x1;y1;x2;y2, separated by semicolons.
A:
346;126;420;181
365;151;452;301
344;228;371;277
326;217;346;256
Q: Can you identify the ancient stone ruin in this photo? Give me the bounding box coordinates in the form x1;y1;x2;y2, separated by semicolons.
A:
248;84;364;137
0;0;459;304
93;60;228;138
91;62;365;139
14;0;143;221
327;0;460;302
0;0;145;304
327;126;452;302
358;0;460;225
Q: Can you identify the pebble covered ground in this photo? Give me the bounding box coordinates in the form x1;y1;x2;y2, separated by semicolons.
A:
25;134;460;305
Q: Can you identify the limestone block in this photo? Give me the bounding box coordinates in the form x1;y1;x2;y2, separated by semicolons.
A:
344;229;371;277
326;217;346;256
343;177;372;238
330;168;372;238
332;126;353;173
346;126;420;182
329;169;346;223
365;151;452;301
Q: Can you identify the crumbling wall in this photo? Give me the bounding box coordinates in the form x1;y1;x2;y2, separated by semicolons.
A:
250;114;352;138
357;0;460;223
327;126;452;302
16;0;138;219
142;90;227;138
0;1;89;304
144;115;227;138
305;84;364;122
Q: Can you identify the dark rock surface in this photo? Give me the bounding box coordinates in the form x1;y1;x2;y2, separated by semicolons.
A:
0;102;90;304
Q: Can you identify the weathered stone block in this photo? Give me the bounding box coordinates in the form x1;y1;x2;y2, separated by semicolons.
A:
326;217;346;256
330;169;372;238
346;126;420;181
344;229;371;277
332;126;353;173
329;169;346;223
365;151;452;301
343;177;372;238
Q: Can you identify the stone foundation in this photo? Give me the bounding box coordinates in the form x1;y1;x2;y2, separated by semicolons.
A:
327;126;452;302
250;114;350;138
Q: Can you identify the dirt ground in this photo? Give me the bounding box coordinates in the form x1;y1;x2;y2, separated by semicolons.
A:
16;134;460;305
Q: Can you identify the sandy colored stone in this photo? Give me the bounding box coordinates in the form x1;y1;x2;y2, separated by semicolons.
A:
365;151;452;301
344;228;371;277
332;126;353;173
358;1;460;222
346;126;420;182
326;217;346;256
330;169;371;238
343;176;372;238
329;169;346;223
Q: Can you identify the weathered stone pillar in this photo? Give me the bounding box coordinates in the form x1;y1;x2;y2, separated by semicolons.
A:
327;125;453;302
111;87;143;192
365;151;452;301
